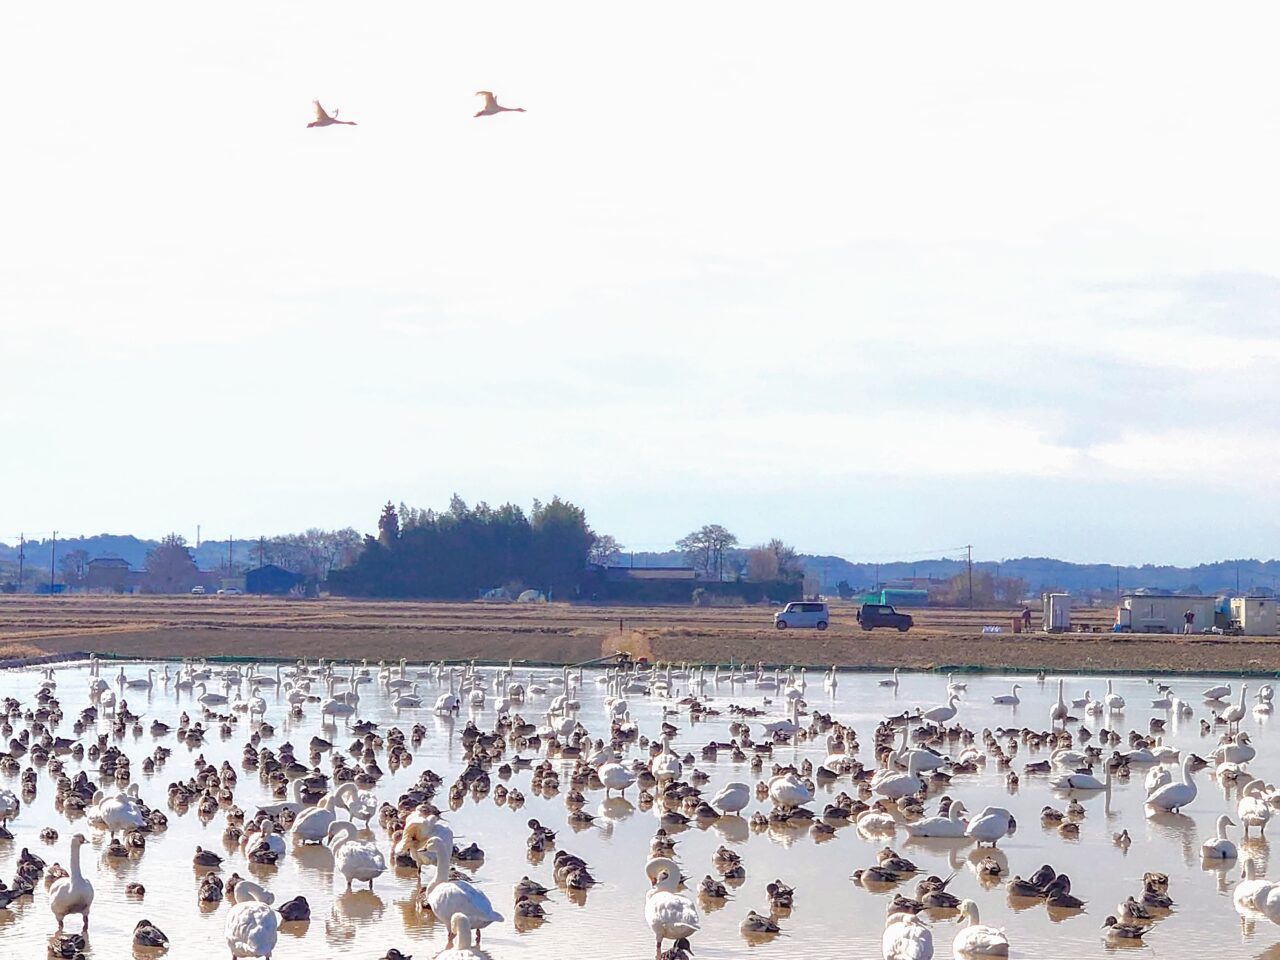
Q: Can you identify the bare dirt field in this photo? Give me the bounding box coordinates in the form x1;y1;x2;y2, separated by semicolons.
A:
0;595;1276;675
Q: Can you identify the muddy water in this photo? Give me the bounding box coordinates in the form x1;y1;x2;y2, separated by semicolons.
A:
1;663;1279;960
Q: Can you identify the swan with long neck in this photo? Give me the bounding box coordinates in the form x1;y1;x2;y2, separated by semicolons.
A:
1204;814;1239;859
423;836;503;946
49;833;93;932
1146;755;1198;813
326;819;387;891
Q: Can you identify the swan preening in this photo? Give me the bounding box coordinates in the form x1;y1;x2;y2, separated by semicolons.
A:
645;857;700;958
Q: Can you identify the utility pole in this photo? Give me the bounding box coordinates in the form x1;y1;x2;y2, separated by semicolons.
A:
227;536;233;575
1236;564;1241;595
50;531;57;594
966;545;973;608
258;536;266;569
196;524;201;550
16;533;24;590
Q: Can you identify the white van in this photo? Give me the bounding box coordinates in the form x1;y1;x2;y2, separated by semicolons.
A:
774;601;830;630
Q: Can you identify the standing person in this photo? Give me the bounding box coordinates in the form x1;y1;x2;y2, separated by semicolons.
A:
1021;605;1032;632
1183;609;1195;635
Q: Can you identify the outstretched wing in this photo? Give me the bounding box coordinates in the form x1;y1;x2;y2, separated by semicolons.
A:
475;91;497;109
312;100;331;121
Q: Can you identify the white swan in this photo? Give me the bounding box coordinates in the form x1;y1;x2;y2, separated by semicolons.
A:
1103;679;1125;714
423;837;503;946
1234;858;1273;915
195;681;229;706
0;787;19;826
225;880;278;959
1146;755;1197;813
1222;684;1249;730
1203;814;1239;860
1217;733;1257;766
321;696;357;722
96;789;147;836
1049;767;1110;792
645;857;700;959
991;684;1021;706
1204;682;1232;702
650;737;683;782
327;819;387;891
1238;780;1271;837
952;899;1008;955
875;752;926;800
921;694;960;729
905;801;968;838
767;771;813;809
878;668;901;688
49;833;93;932
256;780;307;818
398;813;453;873
435;671;461;715
965;806;1014;847
710;782;750;814
125;668;156;689
292;792;339;843
883;911;933;960
392;683;423;708
598;759;637;797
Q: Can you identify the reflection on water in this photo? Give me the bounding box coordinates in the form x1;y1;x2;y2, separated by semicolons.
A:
1;662;1279;958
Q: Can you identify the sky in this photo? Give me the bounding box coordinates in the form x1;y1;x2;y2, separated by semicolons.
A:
3;3;1280;566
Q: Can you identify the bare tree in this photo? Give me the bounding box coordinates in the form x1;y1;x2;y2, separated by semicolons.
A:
677;525;738;580
589;534;624;566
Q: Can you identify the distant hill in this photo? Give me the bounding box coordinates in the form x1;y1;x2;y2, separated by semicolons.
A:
625;551;1280;596
0;534;257;573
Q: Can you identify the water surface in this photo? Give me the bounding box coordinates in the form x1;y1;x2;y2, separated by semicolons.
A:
1;662;1278;959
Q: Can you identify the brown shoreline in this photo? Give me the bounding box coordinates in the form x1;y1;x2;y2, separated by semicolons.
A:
0;595;1277;676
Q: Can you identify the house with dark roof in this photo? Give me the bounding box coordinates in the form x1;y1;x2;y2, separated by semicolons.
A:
246;564;303;596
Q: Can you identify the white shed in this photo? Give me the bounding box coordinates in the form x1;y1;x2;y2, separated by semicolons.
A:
1117;595;1217;634
1230;597;1278;636
1043;593;1071;632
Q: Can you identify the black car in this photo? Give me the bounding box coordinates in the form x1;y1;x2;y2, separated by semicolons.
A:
856;603;913;632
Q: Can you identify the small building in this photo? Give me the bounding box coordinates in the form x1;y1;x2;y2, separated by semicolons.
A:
245;564;302;596
1116;594;1216;634
85;557;131;593
1231;597;1278;636
1044;593;1072;632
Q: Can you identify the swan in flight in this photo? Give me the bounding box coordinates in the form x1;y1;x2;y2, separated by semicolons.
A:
308;100;357;127
474;91;526;117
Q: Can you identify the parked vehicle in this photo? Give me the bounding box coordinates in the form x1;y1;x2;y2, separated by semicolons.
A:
190;586;205;595
774;601;829;631
216;587;241;596
856;603;913;632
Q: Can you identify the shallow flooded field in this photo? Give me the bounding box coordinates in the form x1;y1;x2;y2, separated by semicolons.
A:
2;660;1280;960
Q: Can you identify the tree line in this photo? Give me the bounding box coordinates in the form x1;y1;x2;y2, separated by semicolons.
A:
328;496;599;599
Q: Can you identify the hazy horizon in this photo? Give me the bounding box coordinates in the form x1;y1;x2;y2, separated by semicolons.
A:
5;3;1279;567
